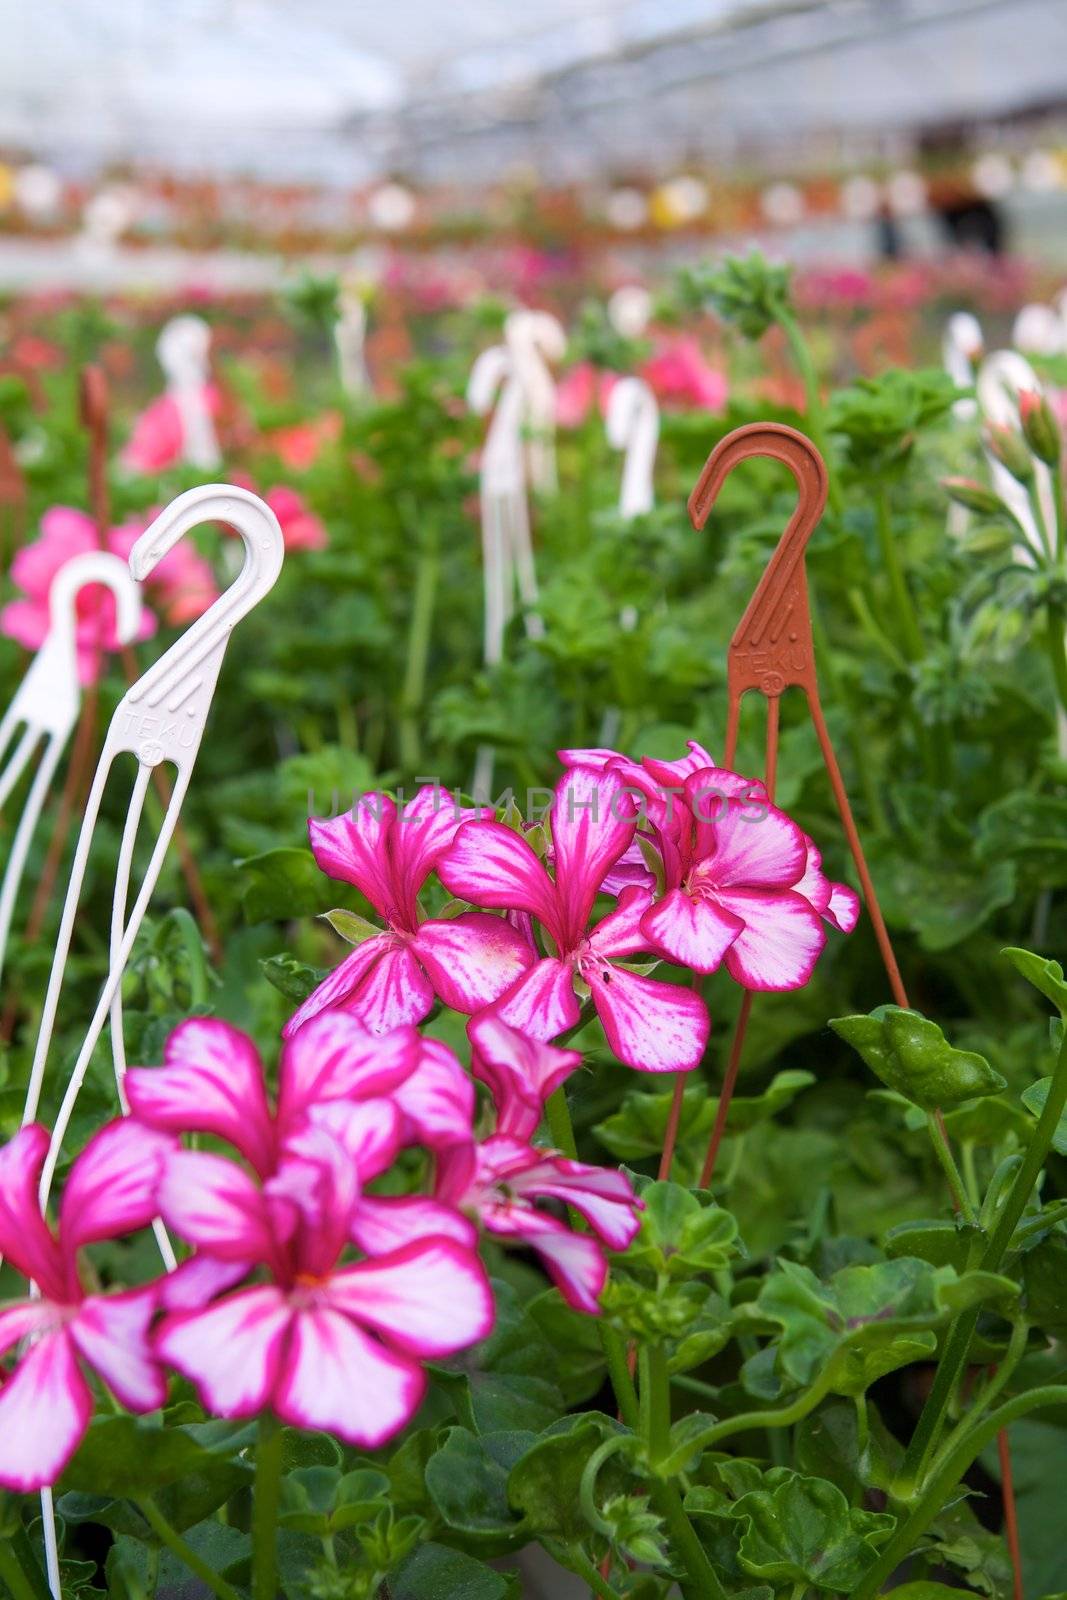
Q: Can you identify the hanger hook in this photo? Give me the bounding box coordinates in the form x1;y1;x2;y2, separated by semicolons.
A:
128;483;283;628
467;346;512;415
48;551;143;647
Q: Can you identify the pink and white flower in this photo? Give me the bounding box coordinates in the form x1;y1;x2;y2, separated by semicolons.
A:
283;788;535;1037
126;1013;478;1269
0;1121;174;1491
561;745;858;990
154;1127;493;1447
439;768;709;1073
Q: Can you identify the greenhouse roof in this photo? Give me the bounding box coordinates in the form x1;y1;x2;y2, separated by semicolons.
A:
1;0;1063;182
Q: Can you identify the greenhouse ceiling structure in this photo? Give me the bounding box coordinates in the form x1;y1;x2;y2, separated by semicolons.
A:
1;0;1064;183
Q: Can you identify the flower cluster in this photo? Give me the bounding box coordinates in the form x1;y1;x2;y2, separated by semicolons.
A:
0;1006;637;1491
294;744;858;1074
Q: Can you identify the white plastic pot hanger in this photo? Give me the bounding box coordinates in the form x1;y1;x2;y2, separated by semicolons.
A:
598;378;660;746
24;486;283;1186
467;341;548;798
504;308;565;495
157;314;221;470
943;310;983;422
606;376;659;520
0;553;143;985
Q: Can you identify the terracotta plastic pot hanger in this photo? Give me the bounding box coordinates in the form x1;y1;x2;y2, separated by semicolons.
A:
678;422;908;1186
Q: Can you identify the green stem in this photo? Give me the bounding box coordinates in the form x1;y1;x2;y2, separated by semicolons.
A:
875;485;925;662
1045;607;1067;721
545;1085;578;1157
899;1027;1067;1491
545;1541;624;1600
167;906;211;1008
135;1498;244;1600
641;1342;672;1470
925;1113;976;1224
398;544;440;774
1053;458;1065;562
659;1369;836;1476
252;1412;284;1600
652;1478;729;1600
960;1140;981;1214
1027;477;1055;563
855;1386;1067;1600
0;1542;41;1600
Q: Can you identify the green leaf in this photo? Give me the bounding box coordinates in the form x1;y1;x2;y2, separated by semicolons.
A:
320;908;381;945
1003;947;1067;1014
60;1415;251;1502
734;1472;895;1590
424;1429;531;1551
507;1414;628;1541
1021;1078;1067;1155
884;1220;980;1272
236;847;330;922
830;1007;1006;1110
864;850;1015;951
1023;1232;1067;1336
260;953;323;1003
595;1072;814;1161
882;1587;974;1597
625;1180;740;1277
742;1256;1017;1398
391;1541;516;1600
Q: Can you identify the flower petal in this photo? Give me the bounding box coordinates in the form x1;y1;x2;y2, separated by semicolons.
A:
308;800;397;920
686;781;806;889
512;1158;640;1250
326;1238;494;1358
492;958;580;1043
125;1018;273;1173
587;964;709;1073
438;821;559;934
274;1308;423;1448
484;1206;607;1315
0;1301;57;1358
155;1288;291;1417
550;768;637;945
350;1195;477;1255
0;1330;92;1491
586;885;656;960
305;1099;400;1181
389;1039;475;1149
719;887;827;990
392;787;485;915
59;1120;176;1258
282;935;396;1039
160;1256;253;1312
468;1014;581;1140
826;883;861;934
71;1289;166;1412
414;912;535;1014
0;1125;65;1297
344;942;436;1034
639;887;743;973
640;740;721;786
277;1011;417;1122
157;1151;275;1262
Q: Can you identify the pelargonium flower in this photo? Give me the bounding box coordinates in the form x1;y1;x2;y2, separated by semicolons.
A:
154;1125;493;1447
563;745;859;988
283;788;535;1037
121;384;222;475
439;767;709;1073
125;1013;475;1271
0;505;218;680
641;336;727;412
0;1120;174;1490
434;1016;641;1312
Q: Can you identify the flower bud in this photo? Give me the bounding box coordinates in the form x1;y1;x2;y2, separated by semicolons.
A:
1018;388;1062;467
984;422;1034;483
941;476;1005;515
